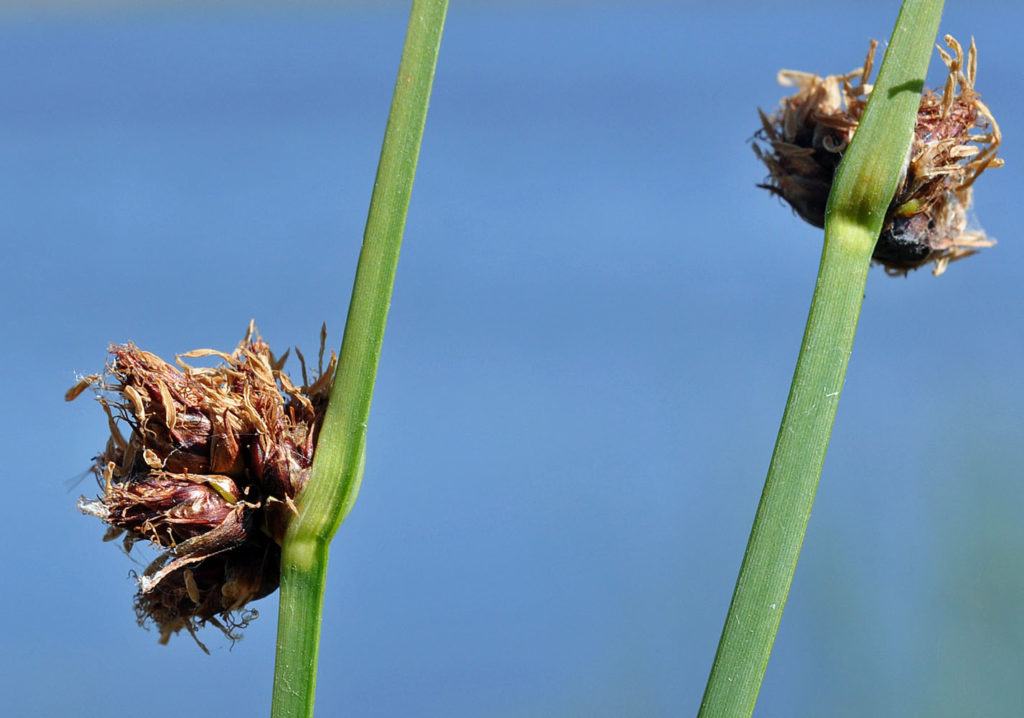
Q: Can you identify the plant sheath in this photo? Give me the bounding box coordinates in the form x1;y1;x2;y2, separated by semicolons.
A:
698;1;943;716
271;1;449;716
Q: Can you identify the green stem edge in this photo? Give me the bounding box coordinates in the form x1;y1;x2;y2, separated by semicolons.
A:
697;1;944;716
270;2;449;716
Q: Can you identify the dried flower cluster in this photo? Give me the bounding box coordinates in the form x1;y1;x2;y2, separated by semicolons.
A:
754;36;1003;276
69;323;335;650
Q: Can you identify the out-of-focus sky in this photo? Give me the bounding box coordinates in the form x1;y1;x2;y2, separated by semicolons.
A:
3;2;1022;716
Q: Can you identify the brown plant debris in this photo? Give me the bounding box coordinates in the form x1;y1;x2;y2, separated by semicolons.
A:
754;35;1003;276
71;321;335;650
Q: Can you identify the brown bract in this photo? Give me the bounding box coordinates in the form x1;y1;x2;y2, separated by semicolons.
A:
72;322;335;650
754;36;1003;276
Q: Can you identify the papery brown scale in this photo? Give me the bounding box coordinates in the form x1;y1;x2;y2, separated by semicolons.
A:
208;410;246;476
102;473;239;546
137;539;279;648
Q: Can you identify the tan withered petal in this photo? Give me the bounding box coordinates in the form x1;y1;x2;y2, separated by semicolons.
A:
754;36;1002;276
71;322;335;649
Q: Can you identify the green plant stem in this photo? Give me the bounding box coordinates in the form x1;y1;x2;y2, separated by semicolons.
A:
271;2;448;716
697;1;943;716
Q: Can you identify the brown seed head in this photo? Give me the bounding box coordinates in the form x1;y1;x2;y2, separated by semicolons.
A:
754;36;1002;276
71;321;335;649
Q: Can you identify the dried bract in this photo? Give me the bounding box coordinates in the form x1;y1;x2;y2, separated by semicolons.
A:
754;36;1003;276
72;322;335;649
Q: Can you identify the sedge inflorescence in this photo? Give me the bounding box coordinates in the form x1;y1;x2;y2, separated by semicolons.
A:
69;322;335;650
754;35;1002;276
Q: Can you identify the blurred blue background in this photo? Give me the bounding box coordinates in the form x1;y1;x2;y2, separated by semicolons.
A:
3;1;1022;715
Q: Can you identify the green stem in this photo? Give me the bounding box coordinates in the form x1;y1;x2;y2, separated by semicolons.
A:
271;2;448;716
697;1;943;716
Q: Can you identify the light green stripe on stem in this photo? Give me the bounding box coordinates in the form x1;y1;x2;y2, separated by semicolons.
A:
271;2;448;717
697;1;943;716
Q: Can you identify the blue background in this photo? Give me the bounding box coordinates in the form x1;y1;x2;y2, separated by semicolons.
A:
3;2;1023;716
